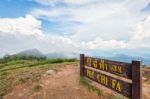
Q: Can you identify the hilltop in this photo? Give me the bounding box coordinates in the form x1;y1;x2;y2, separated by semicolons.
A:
0;59;150;99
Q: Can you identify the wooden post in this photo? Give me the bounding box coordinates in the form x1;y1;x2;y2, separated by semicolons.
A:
132;60;142;99
80;54;84;76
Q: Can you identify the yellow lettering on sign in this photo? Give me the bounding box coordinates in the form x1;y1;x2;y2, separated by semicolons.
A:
111;79;122;92
86;58;92;66
97;74;108;86
87;69;94;79
112;79;116;89
117;66;123;73
111;65;117;71
99;60;108;71
92;59;98;68
104;64;108;71
110;65;123;74
101;75;108;85
116;82;121;92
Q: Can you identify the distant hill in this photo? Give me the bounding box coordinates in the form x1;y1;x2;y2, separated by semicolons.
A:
106;54;150;65
14;49;71;59
16;48;45;58
3;49;150;65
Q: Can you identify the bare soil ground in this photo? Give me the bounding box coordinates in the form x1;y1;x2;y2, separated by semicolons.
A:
3;63;150;99
3;63;100;99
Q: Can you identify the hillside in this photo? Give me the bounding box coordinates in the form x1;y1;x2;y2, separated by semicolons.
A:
0;58;78;98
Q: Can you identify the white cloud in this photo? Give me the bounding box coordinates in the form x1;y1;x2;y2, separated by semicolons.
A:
132;15;150;40
30;0;150;50
70;2;136;41
0;15;77;56
80;38;127;50
33;0;97;6
128;15;150;48
0;14;129;57
31;8;64;18
31;0;149;42
0;15;42;36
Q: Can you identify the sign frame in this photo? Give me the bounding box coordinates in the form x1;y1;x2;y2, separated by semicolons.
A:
80;54;142;99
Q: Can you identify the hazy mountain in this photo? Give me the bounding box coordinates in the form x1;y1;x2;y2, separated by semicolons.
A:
16;48;45;57
3;48;150;65
106;54;150;65
14;49;74;59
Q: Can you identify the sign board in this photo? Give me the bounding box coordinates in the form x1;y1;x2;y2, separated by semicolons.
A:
80;54;142;99
84;56;132;79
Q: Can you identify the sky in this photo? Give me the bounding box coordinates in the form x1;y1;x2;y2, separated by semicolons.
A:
0;0;150;58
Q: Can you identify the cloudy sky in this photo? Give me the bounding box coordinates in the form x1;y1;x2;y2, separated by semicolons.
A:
0;0;150;57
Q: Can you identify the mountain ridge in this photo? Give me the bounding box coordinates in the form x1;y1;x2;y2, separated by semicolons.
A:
3;48;150;65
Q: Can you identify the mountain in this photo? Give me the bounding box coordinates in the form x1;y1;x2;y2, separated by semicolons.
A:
14;49;77;59
106;54;150;65
4;48;150;65
9;49;77;59
16;48;45;57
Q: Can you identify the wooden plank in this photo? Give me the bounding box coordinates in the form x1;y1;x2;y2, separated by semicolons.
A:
80;54;84;76
84;56;132;79
84;68;132;98
132;60;142;99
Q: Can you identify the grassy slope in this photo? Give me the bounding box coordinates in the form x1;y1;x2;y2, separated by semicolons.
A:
0;59;77;97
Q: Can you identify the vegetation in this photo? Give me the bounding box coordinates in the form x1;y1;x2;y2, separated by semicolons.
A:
0;54;46;63
80;76;103;98
0;57;77;98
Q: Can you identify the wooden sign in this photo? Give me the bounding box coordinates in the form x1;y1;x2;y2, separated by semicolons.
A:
84;68;132;97
80;54;142;99
84;56;132;79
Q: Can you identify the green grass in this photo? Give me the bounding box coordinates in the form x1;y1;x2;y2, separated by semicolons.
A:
0;58;77;97
80;76;103;97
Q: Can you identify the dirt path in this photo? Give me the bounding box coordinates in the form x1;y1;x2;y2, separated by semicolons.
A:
4;63;100;99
